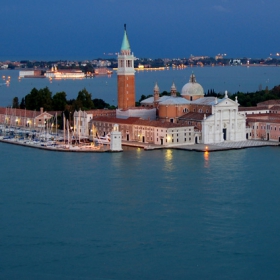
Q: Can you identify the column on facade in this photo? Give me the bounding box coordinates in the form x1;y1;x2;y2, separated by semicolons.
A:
220;109;223;141
234;109;237;140
214;107;217;143
229;109;232;141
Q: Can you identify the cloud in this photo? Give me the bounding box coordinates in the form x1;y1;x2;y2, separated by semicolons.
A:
212;5;228;12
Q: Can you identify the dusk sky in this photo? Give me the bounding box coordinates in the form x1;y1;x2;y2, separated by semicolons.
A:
1;0;280;60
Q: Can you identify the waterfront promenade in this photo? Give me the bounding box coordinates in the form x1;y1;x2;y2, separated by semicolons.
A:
122;140;279;152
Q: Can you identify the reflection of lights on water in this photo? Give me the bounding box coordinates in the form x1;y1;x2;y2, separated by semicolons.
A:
204;151;209;167
164;149;174;172
165;149;173;161
204;151;209;160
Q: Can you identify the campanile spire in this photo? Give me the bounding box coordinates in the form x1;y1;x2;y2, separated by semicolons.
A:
117;24;135;110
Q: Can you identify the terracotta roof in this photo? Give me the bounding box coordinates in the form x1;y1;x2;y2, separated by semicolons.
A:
179;112;211;121
134;119;192;128
0;107;41;118
90;116;193;128
239;106;268;111
247;118;280;124
91;116;140;124
118;107;155;111
257;100;280;106
269;106;280;111
85;109;116;114
247;113;280;122
247;113;279;118
47;111;63;116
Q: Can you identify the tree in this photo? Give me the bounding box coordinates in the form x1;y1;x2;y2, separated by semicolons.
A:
20;97;26;109
53;91;67;111
38;87;53;111
25;87;53;111
25;88;39;110
12;97;19;108
92;98;109;109
76;88;94;110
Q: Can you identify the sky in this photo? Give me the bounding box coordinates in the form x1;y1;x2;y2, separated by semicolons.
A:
1;0;280;61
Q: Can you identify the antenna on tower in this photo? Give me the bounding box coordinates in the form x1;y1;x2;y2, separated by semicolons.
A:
124;23;126;31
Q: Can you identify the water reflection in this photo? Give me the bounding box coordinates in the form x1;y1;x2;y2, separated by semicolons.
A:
204;151;209;168
164;149;174;172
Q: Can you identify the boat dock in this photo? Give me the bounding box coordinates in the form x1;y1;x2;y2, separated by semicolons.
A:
0;138;112;153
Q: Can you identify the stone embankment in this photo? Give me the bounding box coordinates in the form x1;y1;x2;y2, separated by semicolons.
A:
122;140;279;152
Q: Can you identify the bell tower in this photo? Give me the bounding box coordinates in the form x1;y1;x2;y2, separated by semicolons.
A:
117;24;135;110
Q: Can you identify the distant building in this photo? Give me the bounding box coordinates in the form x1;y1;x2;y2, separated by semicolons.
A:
19;70;42;78
45;66;85;79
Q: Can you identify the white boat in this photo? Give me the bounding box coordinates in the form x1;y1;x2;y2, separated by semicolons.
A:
93;134;111;145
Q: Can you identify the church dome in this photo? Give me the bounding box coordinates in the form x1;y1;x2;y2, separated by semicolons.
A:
181;73;204;97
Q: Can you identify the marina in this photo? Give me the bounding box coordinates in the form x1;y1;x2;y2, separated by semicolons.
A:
0;125;113;152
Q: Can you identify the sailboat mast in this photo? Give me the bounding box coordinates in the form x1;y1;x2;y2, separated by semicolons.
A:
63;112;65;144
78;110;80;144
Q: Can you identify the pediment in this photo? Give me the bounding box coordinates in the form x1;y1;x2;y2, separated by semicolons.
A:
215;98;239;108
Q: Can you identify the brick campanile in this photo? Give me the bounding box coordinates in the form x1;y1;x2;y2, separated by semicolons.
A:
117;24;135;110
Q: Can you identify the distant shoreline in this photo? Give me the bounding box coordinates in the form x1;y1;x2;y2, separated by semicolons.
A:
1;64;280;73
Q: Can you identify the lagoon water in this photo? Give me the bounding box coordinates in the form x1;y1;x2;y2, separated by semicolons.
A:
1;144;280;279
1;67;280;279
1;66;280;107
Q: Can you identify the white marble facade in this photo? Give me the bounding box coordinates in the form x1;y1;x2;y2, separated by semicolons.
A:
201;98;246;144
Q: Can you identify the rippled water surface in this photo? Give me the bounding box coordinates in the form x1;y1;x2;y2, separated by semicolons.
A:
1;144;280;279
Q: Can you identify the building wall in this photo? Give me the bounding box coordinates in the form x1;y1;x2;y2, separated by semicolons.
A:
117;75;135;109
153;127;195;145
90;119;196;145
0;109;52;128
158;104;212;123
249;121;280;141
73;111;88;138
133;125;155;143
